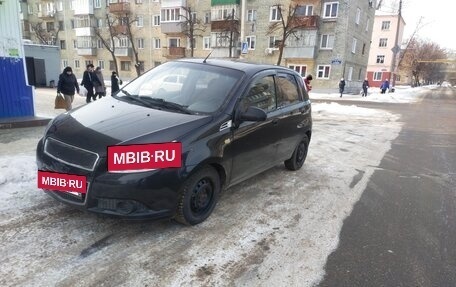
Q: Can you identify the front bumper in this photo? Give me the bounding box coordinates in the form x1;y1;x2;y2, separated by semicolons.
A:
36;138;184;220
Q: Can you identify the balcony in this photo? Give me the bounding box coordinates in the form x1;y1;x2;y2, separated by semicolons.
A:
211;19;239;32
77;48;97;56
112;25;128;35
162;47;186;58
75;27;94;37
282;46;316;59
161;22;185;34
290;15;319;30
115;47;133;57
37;10;56;19
161;0;186;8
109;2;130;14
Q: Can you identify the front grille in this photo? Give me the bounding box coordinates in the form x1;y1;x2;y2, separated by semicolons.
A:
44;137;99;171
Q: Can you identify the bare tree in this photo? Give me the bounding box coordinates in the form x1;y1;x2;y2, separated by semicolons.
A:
122;14;142;77
30;21;60;45
180;6;206;57
220;9;240;58
267;4;316;65
93;14;120;75
399;38;447;86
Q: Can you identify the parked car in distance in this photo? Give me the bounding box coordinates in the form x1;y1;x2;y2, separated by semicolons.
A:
36;59;312;225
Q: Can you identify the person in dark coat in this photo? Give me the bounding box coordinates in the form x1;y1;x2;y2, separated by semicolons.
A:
339;78;346;98
94;67;106;99
362;78;369;97
111;71;122;95
81;64;101;103
380;79;390;94
57;66;79;111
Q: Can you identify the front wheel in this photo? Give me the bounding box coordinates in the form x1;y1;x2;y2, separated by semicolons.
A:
174;166;220;225
284;136;309;171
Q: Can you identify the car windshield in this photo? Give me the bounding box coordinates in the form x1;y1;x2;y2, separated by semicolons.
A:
115;61;243;114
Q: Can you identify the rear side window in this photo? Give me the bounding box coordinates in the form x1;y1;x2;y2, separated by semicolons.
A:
276;73;300;107
243;76;276;112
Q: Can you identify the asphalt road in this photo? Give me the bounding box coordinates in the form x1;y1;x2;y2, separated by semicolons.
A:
319;87;456;286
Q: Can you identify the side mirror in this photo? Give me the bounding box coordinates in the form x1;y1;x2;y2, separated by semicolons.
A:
240;106;267;122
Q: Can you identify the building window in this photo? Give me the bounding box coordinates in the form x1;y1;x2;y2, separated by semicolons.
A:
366;18;370;32
362;43;366;55
348;66;353;81
60;40;66;49
169;38;181;47
212;6;237;21
381;21;391;30
323;2;338;18
268;36;280;49
97;60;104;69
187;37;196;49
246;36;256;50
153;38;161;49
355;8;361;24
161;8;181;22
247;9;257;22
317;65;331;79
74;60;80;68
62;59;68;69
203;36;211;50
97;19;103;27
352;38;357;53
270;6;281;21
320;34;334;49
295;5;313;16
94;0;101;8
121;61;131;71
46;22;55;32
71;20;75;29
204;12;211;24
58;21;64;31
136;16;144;27
379;38;388;47
373;72;382;81
376;55;385;63
289;65;307;77
154;61;161;67
136;0;143;3
153;15;160;26
73;40;77;48
211;32;230;47
97;39;103;49
109;61;115;70
137;38;144;49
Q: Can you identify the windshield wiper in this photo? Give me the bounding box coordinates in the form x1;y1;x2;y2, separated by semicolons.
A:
141;97;192;114
120;93;156;108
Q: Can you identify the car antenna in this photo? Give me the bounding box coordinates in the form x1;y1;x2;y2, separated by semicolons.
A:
203;50;212;63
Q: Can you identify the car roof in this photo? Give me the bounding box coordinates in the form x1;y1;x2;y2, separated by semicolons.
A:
176;58;295;77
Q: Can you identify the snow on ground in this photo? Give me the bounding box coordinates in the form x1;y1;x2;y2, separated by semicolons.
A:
0;86;428;286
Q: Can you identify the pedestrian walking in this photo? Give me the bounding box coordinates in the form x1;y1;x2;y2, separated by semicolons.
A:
111;71;122;95
94;67;106;99
380;79;389;94
339;78;346;98
304;74;313;92
362;78;369;97
57;66;79;111
81;64;101;103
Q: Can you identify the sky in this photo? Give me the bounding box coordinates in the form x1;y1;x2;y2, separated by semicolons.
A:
379;0;455;51
0;85;433;285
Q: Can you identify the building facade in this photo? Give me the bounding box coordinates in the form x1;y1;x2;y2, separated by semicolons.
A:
366;13;405;88
21;0;376;90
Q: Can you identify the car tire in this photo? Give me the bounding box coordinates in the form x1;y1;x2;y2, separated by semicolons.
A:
175;166;220;225
284;136;309;171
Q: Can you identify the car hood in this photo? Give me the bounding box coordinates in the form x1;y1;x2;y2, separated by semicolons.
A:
46;96;212;155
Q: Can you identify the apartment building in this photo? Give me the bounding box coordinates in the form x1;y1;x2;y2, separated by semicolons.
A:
20;0;376;90
366;13;405;88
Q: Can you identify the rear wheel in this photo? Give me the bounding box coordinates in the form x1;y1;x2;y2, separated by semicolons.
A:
284;136;309;171
175;166;220;225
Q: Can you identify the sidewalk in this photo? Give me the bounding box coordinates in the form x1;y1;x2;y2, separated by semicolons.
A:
0;87;106;129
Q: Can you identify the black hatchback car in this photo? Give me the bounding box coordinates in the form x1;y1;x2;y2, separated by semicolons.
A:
36;59;312;225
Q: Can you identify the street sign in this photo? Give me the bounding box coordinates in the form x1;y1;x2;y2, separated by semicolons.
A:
241;42;248;54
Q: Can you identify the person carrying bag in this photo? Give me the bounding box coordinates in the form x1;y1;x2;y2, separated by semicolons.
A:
56;66;80;111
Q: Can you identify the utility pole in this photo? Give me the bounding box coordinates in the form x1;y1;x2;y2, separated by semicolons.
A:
390;0;402;87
